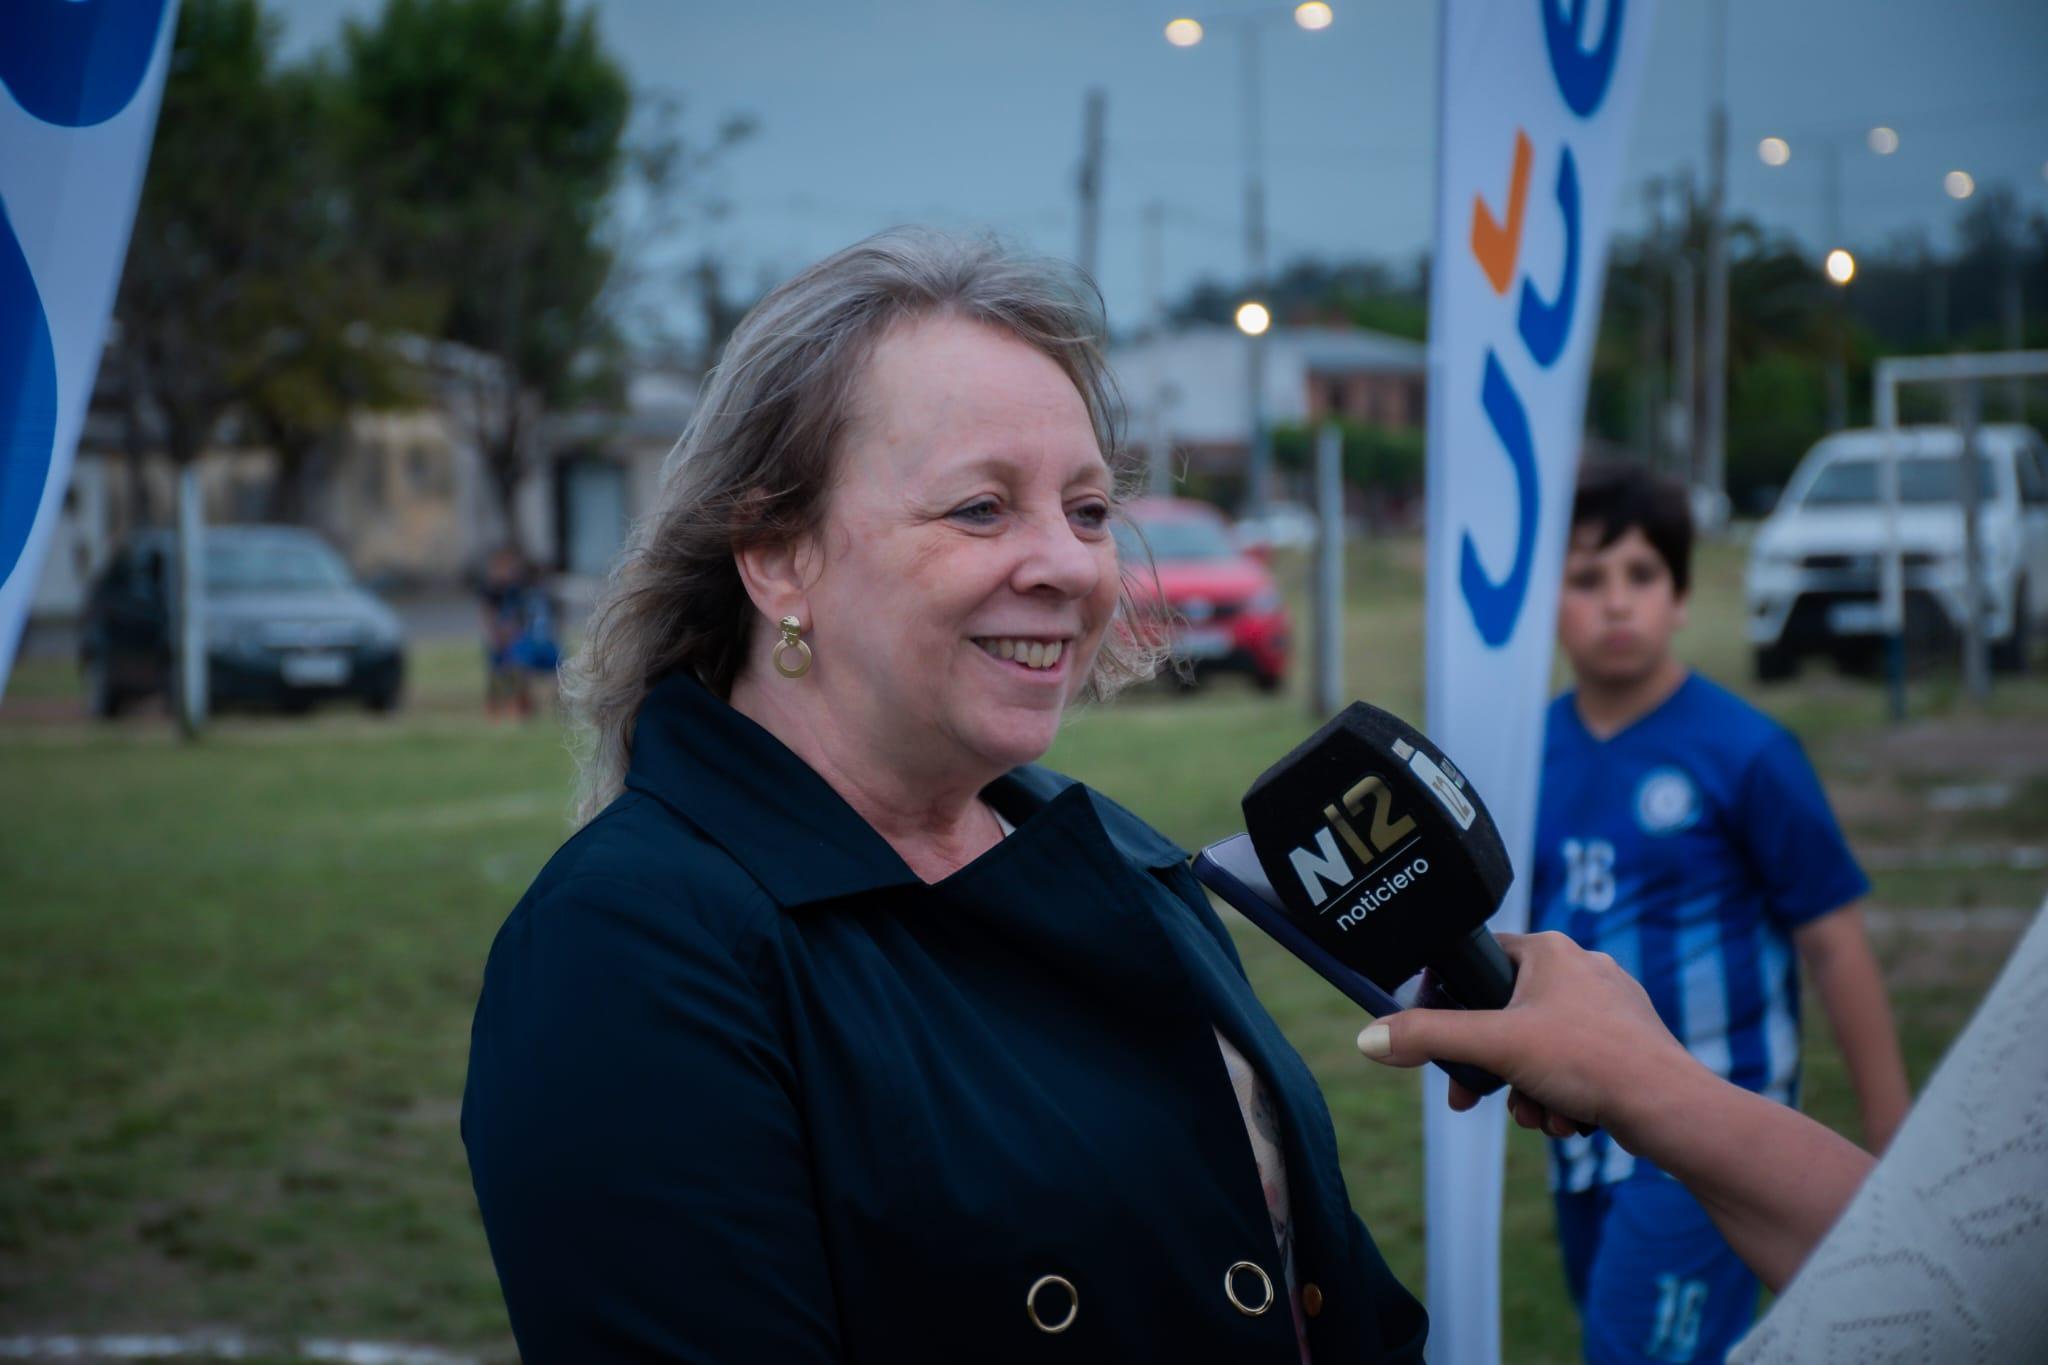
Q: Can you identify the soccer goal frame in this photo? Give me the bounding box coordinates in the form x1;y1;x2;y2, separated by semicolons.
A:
1871;349;2048;719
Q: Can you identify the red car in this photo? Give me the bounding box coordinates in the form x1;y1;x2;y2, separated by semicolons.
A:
1118;497;1292;692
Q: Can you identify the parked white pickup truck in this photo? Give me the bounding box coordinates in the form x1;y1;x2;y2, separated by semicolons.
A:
1745;424;2048;680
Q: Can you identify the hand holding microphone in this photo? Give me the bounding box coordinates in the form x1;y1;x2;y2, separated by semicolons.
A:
1356;932;1700;1141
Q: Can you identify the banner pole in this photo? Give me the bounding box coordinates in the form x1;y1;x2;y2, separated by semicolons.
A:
1422;3;1660;1360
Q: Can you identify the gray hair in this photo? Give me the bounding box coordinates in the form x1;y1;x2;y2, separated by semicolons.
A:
561;227;1162;825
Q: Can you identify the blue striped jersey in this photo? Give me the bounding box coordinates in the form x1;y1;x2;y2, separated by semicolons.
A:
1531;673;1868;1192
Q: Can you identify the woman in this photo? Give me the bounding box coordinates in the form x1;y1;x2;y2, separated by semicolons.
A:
462;228;1427;1362
460;228;1904;1362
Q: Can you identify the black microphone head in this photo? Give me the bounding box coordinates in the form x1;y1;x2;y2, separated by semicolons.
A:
1241;701;1513;994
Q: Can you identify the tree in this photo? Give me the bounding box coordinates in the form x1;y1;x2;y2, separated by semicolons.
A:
340;0;632;553
240;64;425;522
115;0;385;477
1167;256;1428;339
1270;418;1425;527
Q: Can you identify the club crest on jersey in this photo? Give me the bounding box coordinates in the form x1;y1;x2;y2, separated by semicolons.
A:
1634;766;1699;835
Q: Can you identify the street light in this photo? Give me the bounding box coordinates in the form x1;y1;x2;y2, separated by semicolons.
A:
1166;4;1335;515
1763;129;1889;430
1235;300;1272;336
1945;169;1976;200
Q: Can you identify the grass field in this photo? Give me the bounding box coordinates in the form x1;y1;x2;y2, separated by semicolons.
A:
1;536;2041;1362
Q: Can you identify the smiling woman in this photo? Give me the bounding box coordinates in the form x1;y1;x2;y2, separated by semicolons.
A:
460;229;1429;1363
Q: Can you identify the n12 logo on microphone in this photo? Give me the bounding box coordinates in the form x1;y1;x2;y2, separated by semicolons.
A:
1289;773;1420;908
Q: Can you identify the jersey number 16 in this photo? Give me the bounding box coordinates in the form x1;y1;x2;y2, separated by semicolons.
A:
1561;838;1616;912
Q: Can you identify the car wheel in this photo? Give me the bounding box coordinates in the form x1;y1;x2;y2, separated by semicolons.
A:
365;684;401;714
1753;644;1797;683
1254;671;1285;695
83;653;123;718
1991;581;2030;675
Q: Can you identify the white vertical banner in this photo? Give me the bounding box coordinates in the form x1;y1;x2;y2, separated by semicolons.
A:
1423;1;1657;1361
0;0;179;695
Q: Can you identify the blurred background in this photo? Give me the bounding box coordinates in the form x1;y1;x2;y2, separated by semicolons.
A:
2;1;2045;1361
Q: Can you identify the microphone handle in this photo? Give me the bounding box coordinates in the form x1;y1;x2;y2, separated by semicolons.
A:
1424;927;1518;1096
1432;926;1517;1011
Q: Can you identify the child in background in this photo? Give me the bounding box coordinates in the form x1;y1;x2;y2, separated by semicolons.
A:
478;547;559;720
1531;462;1910;1365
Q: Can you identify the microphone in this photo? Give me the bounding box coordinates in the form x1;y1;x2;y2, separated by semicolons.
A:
1193;701;1517;1095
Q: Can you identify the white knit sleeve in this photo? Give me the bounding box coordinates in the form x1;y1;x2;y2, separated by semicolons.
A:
1731;904;2048;1363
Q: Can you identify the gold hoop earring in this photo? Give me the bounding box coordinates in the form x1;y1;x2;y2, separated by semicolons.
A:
772;615;812;678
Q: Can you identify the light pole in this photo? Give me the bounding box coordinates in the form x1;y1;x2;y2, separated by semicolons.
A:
1166;4;1334;513
1695;0;1728;511
1757;124;1897;429
1235;299;1273;509
1701;0;1729;513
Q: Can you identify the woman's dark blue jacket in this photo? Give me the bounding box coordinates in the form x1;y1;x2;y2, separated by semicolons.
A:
463;672;1427;1362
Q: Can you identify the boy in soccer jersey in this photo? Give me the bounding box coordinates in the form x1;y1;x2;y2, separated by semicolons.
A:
1531;462;1910;1365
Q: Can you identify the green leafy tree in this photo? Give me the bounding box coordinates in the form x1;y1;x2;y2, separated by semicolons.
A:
242;63;427;521
1270;418;1425;526
116;0;397;482
340;0;632;551
1168;256;1428;339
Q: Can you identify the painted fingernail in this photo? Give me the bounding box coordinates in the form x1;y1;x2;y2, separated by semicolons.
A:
1357;1023;1392;1058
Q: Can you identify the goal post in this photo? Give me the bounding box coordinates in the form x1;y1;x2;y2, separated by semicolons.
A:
1871;350;2048;720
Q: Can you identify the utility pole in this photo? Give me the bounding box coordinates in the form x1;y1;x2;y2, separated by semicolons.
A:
1150;390;1176;497
2003;226;2026;419
1700;0;1730;506
1641;178;1668;467
1075;88;1106;283
1240;26;1268;308
175;466;208;736
1143;198;1165;336
1925;236;1949;347
1953;381;1989;702
1674;172;1698;483
1313;422;1344;718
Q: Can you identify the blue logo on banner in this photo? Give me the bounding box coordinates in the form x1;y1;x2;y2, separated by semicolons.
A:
1516;147;1580;369
1459;351;1540;648
0;0;168;590
1;0;170;128
1541;0;1625;117
1;201;62;590
1456;1;1628;647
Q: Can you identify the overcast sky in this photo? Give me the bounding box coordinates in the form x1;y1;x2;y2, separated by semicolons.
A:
278;0;2048;336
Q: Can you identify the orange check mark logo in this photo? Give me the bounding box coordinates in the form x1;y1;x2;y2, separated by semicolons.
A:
1470;128;1534;296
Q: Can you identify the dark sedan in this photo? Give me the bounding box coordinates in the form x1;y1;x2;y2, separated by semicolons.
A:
81;526;406;716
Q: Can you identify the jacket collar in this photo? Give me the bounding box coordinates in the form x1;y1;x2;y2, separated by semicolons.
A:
623;671;1185;908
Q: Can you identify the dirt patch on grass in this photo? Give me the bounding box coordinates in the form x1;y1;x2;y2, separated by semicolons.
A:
1823;778;1921;829
1836;717;2048;780
1869;912;2032;990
